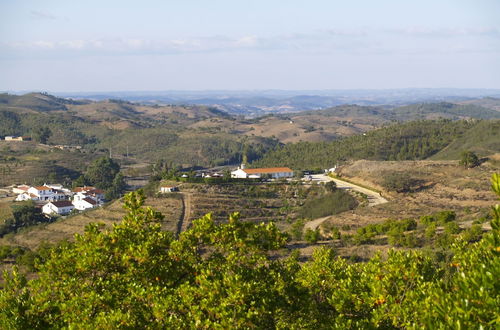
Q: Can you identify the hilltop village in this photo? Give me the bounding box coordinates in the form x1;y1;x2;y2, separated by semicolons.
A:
11;184;104;216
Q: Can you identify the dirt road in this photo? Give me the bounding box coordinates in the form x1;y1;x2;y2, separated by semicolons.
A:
310;174;388;206
177;192;192;235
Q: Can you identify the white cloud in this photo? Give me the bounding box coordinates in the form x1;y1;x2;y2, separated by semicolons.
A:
1;26;499;59
235;35;258;47
29;10;57;20
32;40;55;49
387;26;500;38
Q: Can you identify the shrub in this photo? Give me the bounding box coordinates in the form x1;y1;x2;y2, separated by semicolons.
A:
459;150;480;168
435;211;456;224
381;173;423;193
298;190;357;219
461;224;483;243
425;223;437;239
290;219;306;240
444;222;461;235
304;228;321;244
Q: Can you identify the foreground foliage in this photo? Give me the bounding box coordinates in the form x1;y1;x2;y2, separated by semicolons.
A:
1;175;499;328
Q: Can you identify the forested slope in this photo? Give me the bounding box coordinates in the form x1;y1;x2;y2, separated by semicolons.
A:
253;119;496;169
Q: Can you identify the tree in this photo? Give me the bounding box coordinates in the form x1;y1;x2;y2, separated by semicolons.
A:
0;202;47;237
32;127;52;144
105;172;126;200
459;150;480;168
85;156;120;190
324;180;337;192
71;175;88;188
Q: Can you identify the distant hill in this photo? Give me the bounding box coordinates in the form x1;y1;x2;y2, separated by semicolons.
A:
457;97;500;112
0;92;86;112
2;92;500;172
389;102;500;120
56;88;500;116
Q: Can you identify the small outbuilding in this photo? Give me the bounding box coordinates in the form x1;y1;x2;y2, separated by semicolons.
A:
160;186;179;193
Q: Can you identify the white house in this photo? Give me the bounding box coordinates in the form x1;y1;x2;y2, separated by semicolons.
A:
28;185;67;201
15;192;39;201
42;200;74;215
15;184;68;202
231;166;294;179
73;186;105;202
73;197;99;211
160;186;179;193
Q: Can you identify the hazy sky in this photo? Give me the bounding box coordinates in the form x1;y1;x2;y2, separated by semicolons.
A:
1;0;499;92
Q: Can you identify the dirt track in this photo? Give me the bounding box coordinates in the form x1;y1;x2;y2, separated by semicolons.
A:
177;193;192;235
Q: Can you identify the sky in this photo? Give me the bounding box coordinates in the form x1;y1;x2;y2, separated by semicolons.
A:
1;0;499;92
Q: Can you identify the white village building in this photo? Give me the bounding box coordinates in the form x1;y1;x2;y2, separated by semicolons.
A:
73;197;100;211
72;186;105;211
12;185;30;195
42;200;75;215
231;165;294;179
15;185;69;202
72;186;105;202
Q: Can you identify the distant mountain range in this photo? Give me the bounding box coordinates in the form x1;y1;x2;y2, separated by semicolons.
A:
46;88;500;116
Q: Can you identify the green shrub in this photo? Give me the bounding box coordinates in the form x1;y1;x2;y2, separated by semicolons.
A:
425;223;437;239
298;190;357;219
304;228;321;244
381;173;423;193
290;219;306;240
435;211;456;224
461;224;483;243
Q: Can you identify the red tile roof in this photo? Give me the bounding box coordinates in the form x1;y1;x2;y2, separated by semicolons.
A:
51;201;73;208
73;186;95;193
83;197;97;205
243;167;293;174
35;186;52;191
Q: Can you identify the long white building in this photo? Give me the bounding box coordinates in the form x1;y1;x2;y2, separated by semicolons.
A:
231;166;294;179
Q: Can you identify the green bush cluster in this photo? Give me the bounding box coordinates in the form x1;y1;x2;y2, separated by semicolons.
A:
353;218;417;245
420;210;456;226
298;190;357;219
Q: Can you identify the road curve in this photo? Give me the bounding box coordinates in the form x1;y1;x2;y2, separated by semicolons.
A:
310;174;388;206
